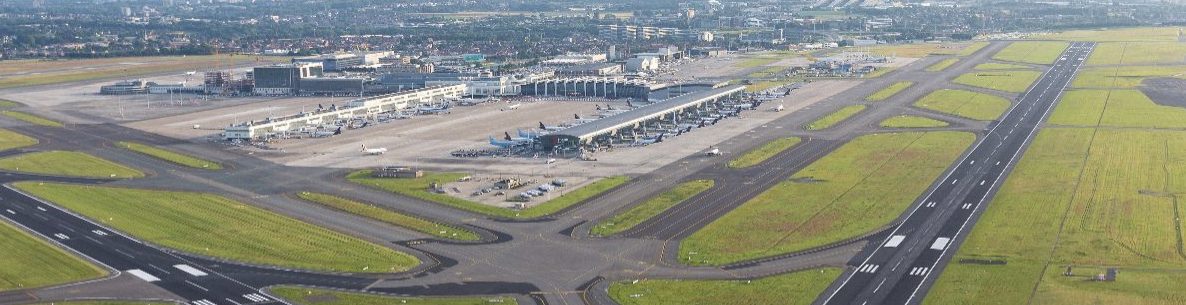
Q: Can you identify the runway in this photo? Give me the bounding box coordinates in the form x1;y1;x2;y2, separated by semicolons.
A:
818;42;1095;305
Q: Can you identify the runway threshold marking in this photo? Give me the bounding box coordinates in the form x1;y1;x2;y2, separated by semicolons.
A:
53;233;69;240
125;269;160;282
191;300;217;305
884;235;906;248
908;267;930;276
91;229;108;236
174;264;209;277
242;293;269;302
4;209;13;214
930;237;951;250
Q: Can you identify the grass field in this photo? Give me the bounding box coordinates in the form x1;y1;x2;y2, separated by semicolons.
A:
735;57;779;69
957;42;990;56
1050;89;1186;128
348;171;628;219
1071;65;1186;89
745;79;799;93
0;55;288;89
680;132;975;265
0;111;62;127
953;70;1042;93
857;43;972;58
1039;27;1182;42
0;220;106;291
747;66;787;78
297;192;480;241
590;180;714;237
1086;41;1186;66
15;182;420;273
974;63;1033;70
879;115;950;128
805;105;866;130
926;58;960;72
914;89;1012;121
865;81;914;102
28;302;173;305
0;99;21;107
0;151;144;179
0;129;37;152
117;141;221;170
993;41;1070;65
609;268;841;305
728;137;802;169
272;286;517;305
924;127;1186;305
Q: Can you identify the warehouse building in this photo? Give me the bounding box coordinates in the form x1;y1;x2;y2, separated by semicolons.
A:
520;77;655;100
252;63;323;95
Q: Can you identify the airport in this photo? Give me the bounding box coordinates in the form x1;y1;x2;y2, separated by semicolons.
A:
4;9;1181;305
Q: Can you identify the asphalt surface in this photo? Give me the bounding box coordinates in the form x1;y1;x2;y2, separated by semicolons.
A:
818;42;1095;305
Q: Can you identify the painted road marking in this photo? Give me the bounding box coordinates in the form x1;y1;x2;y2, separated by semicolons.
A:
858;264;880;273
225;299;243;305
995;161;1001;165
185;279;209;292
191;300;217;305
92;229;108;236
173;264;208;277
909;267;930;276
962;203;973;210
926;201;936;208
884;235;906;248
931;237;951;250
53;233;69;240
126;269;160;282
4;209;13;214
980;180;986;185
243;294;269;302
951;179;958;185
36;206;46;212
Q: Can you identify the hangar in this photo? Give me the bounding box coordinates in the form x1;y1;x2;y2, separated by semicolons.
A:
538;85;746;150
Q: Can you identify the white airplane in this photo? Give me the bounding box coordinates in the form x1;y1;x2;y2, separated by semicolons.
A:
361;144;388;155
501;103;521;111
185;71;197;76
773;104;785;112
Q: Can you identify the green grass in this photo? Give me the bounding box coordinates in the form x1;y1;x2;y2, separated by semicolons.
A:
0;99;21;107
957;41;990;56
297;192;480;241
992;41;1070;65
914;89;1012;121
14;182;420;273
924;127;1186;305
116;141;221;170
1071;65;1186;89
805;105;866;130
27;302;174;305
590;180;714;237
747;66;786;78
680;132;975;265
1040;27;1183;42
0;220;106;291
865;81;914;102
974;63;1033;70
736;57;779;69
729;137;802;169
0;55;290;89
926;58;960;72
349;171;628;219
745;79;798;93
1086;41;1186;65
879;115;950;128
271;286;517;305
0;111;62;127
1050;89;1186;128
0;128;37;151
0;151;144;179
953;70;1043;93
609;268;841;305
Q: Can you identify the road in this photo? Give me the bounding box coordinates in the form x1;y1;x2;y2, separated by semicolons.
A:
819;42;1095;305
0;183;378;305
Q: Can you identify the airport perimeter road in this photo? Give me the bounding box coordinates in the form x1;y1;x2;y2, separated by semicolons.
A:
0;184;376;305
819;42;1095;305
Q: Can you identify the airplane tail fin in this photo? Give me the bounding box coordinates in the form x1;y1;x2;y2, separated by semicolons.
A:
539;122;546;130
504;132;513;141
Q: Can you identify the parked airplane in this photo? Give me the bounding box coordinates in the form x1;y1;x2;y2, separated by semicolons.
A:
772;104;785;112
489;133;533;148
501;103;521;111
417;103;452;114
539;121;565;131
361;144;388;155
630;134;664;147
185;71;197;76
